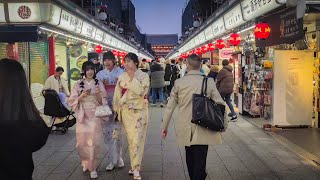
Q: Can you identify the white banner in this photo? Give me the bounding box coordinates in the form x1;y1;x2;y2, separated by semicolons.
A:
59;10;82;34
224;4;245;30
0;3;5;22
94;29;104;42
47;4;61;26
198;32;206;45
212;17;226;38
8;3;50;23
81;21;95;38
241;0;281;21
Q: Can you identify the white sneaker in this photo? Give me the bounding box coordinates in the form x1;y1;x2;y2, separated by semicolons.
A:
90;171;98;179
82;166;88;172
118;158;124;168
150;103;156;107
106;163;115;171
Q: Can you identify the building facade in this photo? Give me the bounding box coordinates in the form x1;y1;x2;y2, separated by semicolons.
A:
147;34;178;59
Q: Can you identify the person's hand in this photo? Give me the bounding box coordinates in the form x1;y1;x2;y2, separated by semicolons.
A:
78;91;88;101
161;129;168;139
96;87;102;96
103;79;109;86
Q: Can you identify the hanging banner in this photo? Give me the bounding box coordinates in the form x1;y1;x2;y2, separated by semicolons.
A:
0;3;5;22
8;3;50;23
224;5;245;30
256;8;304;47
241;0;282;21
212;17;226;37
59;10;83;33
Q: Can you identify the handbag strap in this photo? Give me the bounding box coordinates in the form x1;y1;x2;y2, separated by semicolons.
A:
201;76;208;96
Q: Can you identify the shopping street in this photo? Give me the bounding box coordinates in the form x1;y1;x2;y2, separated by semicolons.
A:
32;106;320;180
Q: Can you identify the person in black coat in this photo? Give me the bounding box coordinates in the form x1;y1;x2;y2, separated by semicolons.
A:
0;58;50;180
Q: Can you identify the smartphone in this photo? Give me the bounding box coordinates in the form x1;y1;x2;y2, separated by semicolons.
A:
86;89;91;94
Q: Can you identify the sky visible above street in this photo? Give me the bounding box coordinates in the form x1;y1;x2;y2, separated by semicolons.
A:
132;0;186;35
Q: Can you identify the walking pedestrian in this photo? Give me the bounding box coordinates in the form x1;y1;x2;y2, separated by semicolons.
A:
164;59;173;98
0;58;50;180
207;65;220;81
69;61;108;179
202;59;210;76
150;59;166;107
161;54;228;180
96;51;125;171
216;59;237;121
113;53;150;180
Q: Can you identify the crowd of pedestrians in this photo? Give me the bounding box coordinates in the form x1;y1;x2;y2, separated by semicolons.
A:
0;53;238;180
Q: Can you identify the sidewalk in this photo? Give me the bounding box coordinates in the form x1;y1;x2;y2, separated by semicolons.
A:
32;106;320;180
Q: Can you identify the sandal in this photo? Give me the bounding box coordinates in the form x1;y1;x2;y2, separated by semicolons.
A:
128;169;134;175
133;169;142;180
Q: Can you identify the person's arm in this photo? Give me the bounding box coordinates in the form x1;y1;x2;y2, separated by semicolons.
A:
30;117;50;152
112;76;123;112
161;81;179;130
44;77;51;90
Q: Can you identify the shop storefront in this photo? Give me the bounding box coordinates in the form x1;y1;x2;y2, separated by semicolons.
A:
0;0;153;111
167;0;320;128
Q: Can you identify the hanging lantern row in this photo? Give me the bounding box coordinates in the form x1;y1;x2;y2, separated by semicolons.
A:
254;23;271;39
112;50;127;57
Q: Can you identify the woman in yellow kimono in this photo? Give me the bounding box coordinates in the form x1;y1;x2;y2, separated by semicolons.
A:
113;53;150;180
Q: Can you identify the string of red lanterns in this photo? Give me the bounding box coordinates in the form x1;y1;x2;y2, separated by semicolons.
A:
215;39;225;49
254;23;271;39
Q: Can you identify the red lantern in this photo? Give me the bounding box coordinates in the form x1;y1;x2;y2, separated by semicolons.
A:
201;46;208;54
254;23;271;39
195;48;202;55
112;50;119;56
229;33;241;46
207;43;215;51
95;45;103;54
215;39;225;49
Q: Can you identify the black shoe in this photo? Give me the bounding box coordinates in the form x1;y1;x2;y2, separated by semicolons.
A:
230;115;238;122
228;113;233;117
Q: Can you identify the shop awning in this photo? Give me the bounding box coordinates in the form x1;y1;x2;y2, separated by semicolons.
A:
0;26;39;42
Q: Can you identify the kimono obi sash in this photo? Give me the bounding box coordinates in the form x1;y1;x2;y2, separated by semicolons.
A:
81;95;97;109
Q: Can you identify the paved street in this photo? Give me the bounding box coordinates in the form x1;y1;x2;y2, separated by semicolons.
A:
33;106;320;180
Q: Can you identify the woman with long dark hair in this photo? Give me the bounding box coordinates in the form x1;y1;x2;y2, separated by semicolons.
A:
113;53;150;180
69;61;108;179
0;58;50;180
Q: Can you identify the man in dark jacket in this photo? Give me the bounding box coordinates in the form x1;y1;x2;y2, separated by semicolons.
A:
216;60;237;121
150;61;166;107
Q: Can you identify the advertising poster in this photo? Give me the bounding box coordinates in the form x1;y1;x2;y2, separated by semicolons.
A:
69;44;87;87
55;43;67;80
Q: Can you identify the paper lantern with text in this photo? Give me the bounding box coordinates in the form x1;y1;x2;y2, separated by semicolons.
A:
95;45;103;53
215;39;225;49
207;43;215;51
229;33;241;46
254;23;271;39
201;45;208;53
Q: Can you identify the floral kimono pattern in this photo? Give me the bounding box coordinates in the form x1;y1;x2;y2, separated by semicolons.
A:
68;79;108;171
97;67;124;166
113;70;150;170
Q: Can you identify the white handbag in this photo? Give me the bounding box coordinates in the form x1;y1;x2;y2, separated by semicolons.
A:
95;105;112;117
165;81;171;86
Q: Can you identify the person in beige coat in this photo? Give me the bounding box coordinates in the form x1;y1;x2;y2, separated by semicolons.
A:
161;54;228;180
44;67;70;106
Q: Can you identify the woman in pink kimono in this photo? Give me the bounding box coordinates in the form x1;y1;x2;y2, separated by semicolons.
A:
113;53;150;180
69;61;108;179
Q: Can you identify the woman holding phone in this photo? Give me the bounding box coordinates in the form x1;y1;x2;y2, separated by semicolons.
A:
113;53;150;180
0;58;50;180
69;61;108;179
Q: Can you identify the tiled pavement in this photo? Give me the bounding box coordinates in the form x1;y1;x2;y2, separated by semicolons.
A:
33;106;320;180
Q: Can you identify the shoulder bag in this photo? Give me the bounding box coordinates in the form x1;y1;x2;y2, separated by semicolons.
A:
192;77;225;132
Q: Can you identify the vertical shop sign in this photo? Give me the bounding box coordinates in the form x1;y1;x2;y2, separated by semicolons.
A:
0;3;5;22
224;5;245;30
256;8;304;47
241;0;282;21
